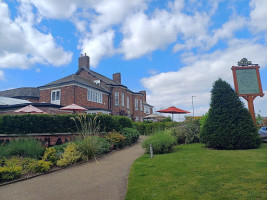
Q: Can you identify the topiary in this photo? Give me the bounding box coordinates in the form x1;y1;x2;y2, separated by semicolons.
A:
200;78;261;150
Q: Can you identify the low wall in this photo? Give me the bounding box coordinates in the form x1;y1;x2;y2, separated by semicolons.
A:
0;133;78;147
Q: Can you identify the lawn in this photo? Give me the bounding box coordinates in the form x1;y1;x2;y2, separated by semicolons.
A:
126;143;267;200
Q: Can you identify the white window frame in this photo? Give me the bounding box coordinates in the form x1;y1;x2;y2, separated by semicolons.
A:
135;98;139;110
135;116;139;122
140;99;143;111
115;91;119;106
121;92;125;106
87;88;103;104
51;89;61;105
127;96;130;109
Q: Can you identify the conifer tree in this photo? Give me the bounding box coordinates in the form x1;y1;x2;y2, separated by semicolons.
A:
200;78;261;150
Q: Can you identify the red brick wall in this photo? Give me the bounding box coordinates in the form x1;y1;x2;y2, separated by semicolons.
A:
39;85;109;110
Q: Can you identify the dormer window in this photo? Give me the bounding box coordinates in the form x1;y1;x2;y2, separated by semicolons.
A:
94;80;101;86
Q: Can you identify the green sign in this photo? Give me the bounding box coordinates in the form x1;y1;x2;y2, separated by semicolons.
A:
236;68;260;94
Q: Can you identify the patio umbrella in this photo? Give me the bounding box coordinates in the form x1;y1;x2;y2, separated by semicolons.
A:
157;106;190;121
60;103;87;113
14;105;46;114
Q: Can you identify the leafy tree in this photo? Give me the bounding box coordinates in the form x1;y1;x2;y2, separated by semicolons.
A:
200;78;261;150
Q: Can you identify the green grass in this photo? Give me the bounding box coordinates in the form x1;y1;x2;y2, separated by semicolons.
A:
126;143;267;200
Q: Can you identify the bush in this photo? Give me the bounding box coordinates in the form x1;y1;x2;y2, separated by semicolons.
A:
0;138;44;159
113;116;133;131
42;147;58;164
121;128;140;146
200;79;262;150
105;131;125;149
76;136;101;161
32;160;52;173
142;131;176;154
56;143;81;167
0;165;22;181
134;121;179;135
94;137;111;155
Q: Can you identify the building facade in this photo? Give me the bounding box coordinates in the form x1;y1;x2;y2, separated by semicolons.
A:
37;54;153;121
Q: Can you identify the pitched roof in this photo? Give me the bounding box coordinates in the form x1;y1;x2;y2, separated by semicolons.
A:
0;87;39;98
39;74;109;93
0;96;31;105
76;67;122;86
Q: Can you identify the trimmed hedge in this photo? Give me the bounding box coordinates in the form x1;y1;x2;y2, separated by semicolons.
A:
0;114;134;135
134;121;179;135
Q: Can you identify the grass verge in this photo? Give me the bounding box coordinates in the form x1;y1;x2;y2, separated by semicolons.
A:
126;143;267;200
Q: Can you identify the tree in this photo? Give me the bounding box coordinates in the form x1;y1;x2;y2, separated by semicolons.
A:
200;78;261;150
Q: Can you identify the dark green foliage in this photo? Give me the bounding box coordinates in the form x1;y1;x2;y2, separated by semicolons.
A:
142;131;176;154
169;119;200;144
113;116;134;131
0;114;134;135
134;121;179;135
200;79;261;150
0;138;45;159
161;117;173;122
121;128;140;145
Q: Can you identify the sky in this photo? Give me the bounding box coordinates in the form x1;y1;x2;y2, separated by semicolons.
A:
0;0;266;121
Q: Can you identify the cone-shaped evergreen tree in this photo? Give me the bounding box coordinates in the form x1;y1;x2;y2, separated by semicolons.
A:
200;78;261;150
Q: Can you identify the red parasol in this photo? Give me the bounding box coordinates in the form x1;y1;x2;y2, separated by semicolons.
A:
157;106;190;121
60;103;87;113
15;105;46;114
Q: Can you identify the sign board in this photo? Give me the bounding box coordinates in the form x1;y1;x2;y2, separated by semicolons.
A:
231;66;264;97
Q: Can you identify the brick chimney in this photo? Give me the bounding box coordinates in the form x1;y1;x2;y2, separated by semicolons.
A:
113;73;121;84
78;53;90;70
139;91;146;101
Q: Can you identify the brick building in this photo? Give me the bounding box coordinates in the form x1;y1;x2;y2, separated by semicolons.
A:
0;54;153;121
39;54;153;121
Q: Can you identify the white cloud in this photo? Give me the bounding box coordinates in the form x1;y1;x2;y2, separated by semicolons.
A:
0;1;72;69
120;6;209;59
250;0;267;32
142;40;267;116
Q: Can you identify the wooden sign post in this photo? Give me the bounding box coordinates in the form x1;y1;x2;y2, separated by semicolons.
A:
231;58;264;124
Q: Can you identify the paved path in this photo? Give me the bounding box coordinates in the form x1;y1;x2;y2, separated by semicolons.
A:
0;136;146;200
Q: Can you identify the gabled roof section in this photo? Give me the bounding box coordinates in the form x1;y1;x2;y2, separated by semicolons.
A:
39;74;109;93
0;87;39;98
76;67;122;86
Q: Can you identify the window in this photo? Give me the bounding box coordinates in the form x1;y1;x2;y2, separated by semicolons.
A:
140;99;143;111
135;98;139;110
135;116;139;122
121;93;125;106
127;96;130;109
51;89;60;105
115;92;119;106
87;88;103;104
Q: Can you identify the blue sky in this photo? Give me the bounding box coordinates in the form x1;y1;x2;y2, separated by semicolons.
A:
0;0;266;120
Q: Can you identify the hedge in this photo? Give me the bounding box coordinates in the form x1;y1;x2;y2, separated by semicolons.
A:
134;121;180;135
0;114;133;135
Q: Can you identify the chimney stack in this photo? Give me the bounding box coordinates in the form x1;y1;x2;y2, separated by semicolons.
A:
139;91;146;102
78;53;90;70
113;73;121;84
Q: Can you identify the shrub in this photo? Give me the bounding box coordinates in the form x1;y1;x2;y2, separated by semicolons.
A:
121;128;140;146
105;131;125;149
42;147;57;164
134;122;179;135
94;137;111;155
169;126;186;144
76;136;101;161
56;143;81;167
113;116;133;131
0;138;44;159
33;160;52;173
142;131;176;154
71;114;100;138
200;78;262;150
0;165;22;181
